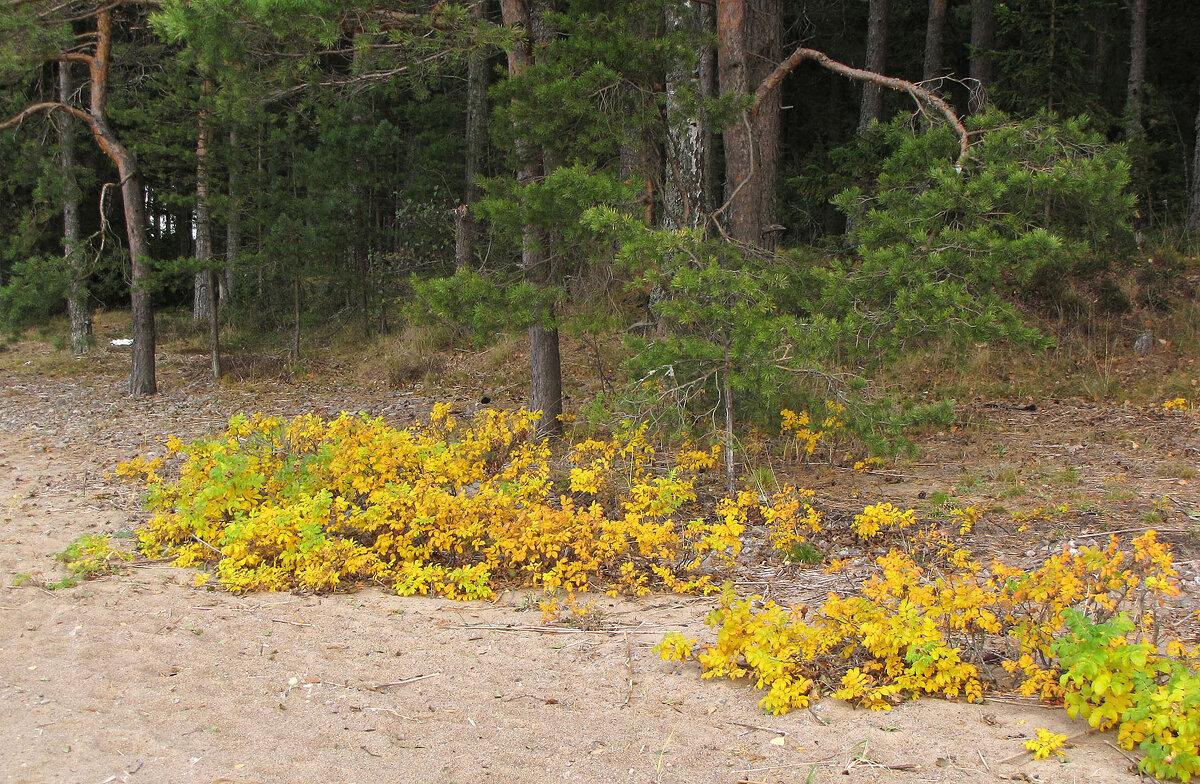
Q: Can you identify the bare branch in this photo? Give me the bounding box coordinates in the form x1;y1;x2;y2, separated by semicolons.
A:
0;101;93;132
754;47;969;171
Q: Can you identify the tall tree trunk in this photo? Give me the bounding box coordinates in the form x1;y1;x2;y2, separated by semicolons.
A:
1189;84;1200;231
923;0;948;81
1125;0;1148;203
500;0;563;436
716;0;780;248
969;0;995;111
456;0;488;270
722;344;735;497
86;10;155;395
192;84;220;379
747;0;780;248
1125;0;1147;139
717;0;753;244
858;0;889;133
222;130;239;306
291;273;301;365
192;82;221;381
655;1;710;328
58;62;90;356
663;1;707;230
123;167;156;396
699;2;720;225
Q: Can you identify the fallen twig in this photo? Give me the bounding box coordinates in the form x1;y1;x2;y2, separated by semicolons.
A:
457;622;675;636
733;759;836;774
270;618;313;628
997;729;1094;765
623;632;634;707
369;672;440;691
726;721;787;737
1103;740;1140;766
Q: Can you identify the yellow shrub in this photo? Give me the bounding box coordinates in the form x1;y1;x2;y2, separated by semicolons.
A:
127;409;741;600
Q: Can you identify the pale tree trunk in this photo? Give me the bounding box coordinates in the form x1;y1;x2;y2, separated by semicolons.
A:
663;1;707;230
1189;84;1200;230
192;93;213;321
58;62;90;355
500;0;563;436
722;344;735;497
222;130;239;306
858;0;888;133
456;0;488;270
191;84;220;379
655;1;709;328
699;3;720;223
923;0;948;81
969;0;995;111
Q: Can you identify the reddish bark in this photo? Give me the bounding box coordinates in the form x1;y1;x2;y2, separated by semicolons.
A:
714;0;782;247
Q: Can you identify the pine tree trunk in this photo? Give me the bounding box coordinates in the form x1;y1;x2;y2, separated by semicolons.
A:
717;0;781;247
223;130;239;306
86;10;155;395
1189;86;1200;230
501;0;563;436
923;0;948;81
748;0;780;248
453;204;472;270
858;0;889;133
969;0;995;111
1125;0;1148;203
193;82;220;380
58;62;90;356
1125;0;1147;139
123;168;156;396
457;0;488;271
717;0;752;242
291;274;301;365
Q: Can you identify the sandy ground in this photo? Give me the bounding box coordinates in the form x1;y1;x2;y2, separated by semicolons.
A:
2;345;1197;784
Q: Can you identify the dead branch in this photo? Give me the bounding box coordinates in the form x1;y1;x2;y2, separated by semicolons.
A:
754;47;969;171
0;101;93;132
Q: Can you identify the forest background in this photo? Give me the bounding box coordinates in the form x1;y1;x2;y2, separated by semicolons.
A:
1;0;1198;447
